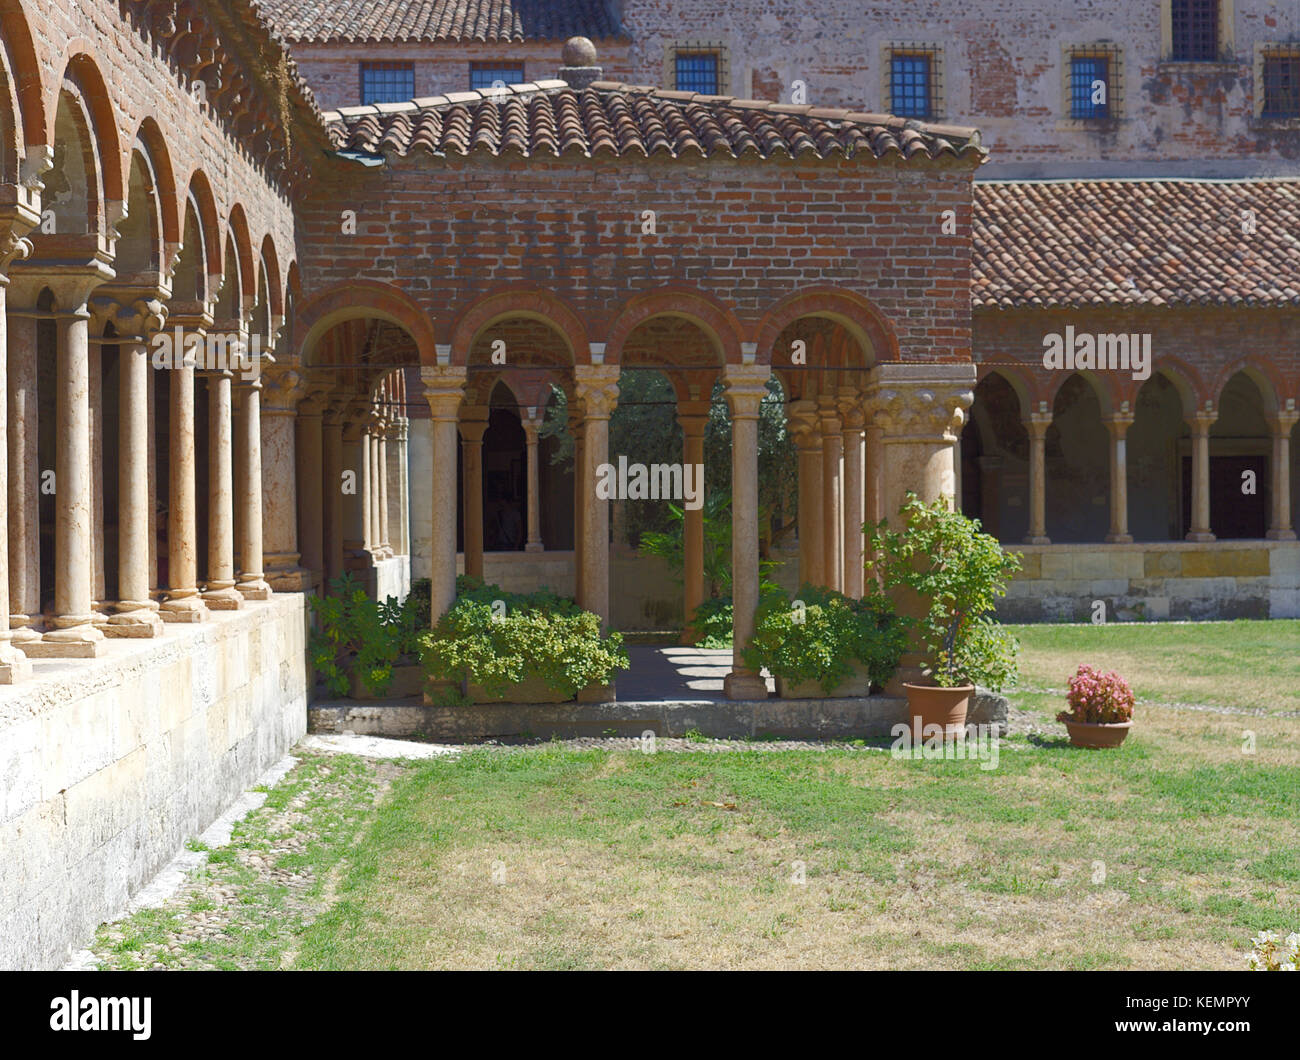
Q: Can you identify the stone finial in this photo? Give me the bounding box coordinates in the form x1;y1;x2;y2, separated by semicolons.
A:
560;36;602;89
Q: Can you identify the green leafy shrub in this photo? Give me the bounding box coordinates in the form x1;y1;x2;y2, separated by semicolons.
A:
309;573;426;697
688;595;734;648
419;582;629;700
865;494;1022;691
743;582;907;693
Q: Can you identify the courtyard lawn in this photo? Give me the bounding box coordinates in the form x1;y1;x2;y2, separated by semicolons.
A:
89;620;1300;971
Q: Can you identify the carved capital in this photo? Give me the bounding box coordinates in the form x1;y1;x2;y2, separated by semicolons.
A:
787;398;822;446
421;365;467;422
573;364;620;420
866;384;973;441
722;364;770;420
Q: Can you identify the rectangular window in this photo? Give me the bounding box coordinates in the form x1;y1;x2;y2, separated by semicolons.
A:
1069;56;1110;118
675;50;720;94
1261;53;1300;117
470;63;526;91
360;62;415;105
1170;0;1220;62
889;53;934;119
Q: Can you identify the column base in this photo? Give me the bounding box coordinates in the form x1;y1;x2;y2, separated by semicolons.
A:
1023;534;1051;545
160;594;209;623
25;622;108;658
1185;531;1216;543
9;619;41;646
106;603;165;638
1266;529;1297;541
266;568;314;592
0;638;32;682
236;577;273;600
724;669;769;700
1104;533;1134;544
202;584;245;610
525;542;544;553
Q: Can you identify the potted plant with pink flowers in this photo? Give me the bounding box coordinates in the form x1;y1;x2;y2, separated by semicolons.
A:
1057;665;1136;748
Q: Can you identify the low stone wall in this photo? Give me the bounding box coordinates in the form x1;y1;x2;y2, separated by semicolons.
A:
0;594;310;970
999;541;1300;622
309;692;1009;741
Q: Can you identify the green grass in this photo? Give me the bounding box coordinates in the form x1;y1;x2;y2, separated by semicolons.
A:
89;618;1300;971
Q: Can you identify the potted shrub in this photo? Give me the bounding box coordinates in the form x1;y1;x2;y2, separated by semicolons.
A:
866;494;1021;733
1057;665;1135;748
744;583;907;698
419;581;629;703
309;573;427;699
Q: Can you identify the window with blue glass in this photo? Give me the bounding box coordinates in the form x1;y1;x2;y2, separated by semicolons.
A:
360;62;415;105
1070;56;1110;119
890;53;932;119
675;51;720;94
470;63;526;91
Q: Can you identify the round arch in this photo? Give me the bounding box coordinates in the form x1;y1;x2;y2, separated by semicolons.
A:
449;288;588;366
754;287;900;366
604;288;744;367
295;279;438;367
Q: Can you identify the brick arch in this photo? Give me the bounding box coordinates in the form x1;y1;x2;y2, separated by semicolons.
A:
977;362;1037;421
131;117;180;253
56;48;123;205
754;288;900;367
603;288;743;366
224;203;255;299
295;279;438;367
184;169;223;283
448;288;588;366
1209;357;1285;416
1045;368;1119;418
259;233;282;318
1136;357;1205;419
0;0;44;183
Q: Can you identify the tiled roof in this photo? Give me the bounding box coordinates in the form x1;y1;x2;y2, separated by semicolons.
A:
256;0;620;43
973;179;1300;308
324;80;985;164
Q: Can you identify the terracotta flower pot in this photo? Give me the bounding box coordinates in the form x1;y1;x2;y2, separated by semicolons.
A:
1063;719;1132;749
903;682;974;734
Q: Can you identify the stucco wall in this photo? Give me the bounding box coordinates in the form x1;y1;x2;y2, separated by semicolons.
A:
0;595;310;970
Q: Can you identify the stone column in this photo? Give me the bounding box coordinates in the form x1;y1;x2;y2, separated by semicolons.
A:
260;363;310;590
295;389;328;583
459;406;489;579
376;417;391;557
100;296;165;636
839;393;866;598
1187;409;1217;542
200;365;242;609
232;364;271;600
1024;409;1052;545
1267;408;1299;541
817;397;844;593
865;364;976;692
359;419;373;554
422;366;466;622
723;365;771;700
395;417;410;556
787;399;824;589
368;427;384;557
678;402;710;638
1105;410;1135;544
8;309;39;641
0;252;32;680
322;402;346;580
523;410;544;553
573;366;619;630
89;334;105;613
569;404;586;605
34;279;109;654
342;418;367;569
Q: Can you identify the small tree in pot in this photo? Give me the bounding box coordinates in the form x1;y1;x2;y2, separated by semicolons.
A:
866;494;1022;732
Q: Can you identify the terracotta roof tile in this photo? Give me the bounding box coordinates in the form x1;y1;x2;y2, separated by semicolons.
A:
973;179;1300;308
324;80;985;164
257;0;620;44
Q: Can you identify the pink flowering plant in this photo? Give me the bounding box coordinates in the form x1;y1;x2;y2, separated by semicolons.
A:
1057;665;1136;725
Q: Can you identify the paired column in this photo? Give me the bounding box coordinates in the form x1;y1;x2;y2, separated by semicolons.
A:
459;405;489;579
202;361;242;609
260;364;310;590
1267;408;1299;541
723;365;771;700
573;366;619;631
1186;409;1217;542
1104;410;1135;544
32;277;111;654
787;399;824;589
522;410;544;553
0;258;32;681
376;416;391;557
100;296;165;635
235;363;272;600
678;401;710;638
394;416;410;556
422;366;466;623
1024;409;1052;545
839;392;866;598
817;396;844;593
7;306;39;643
